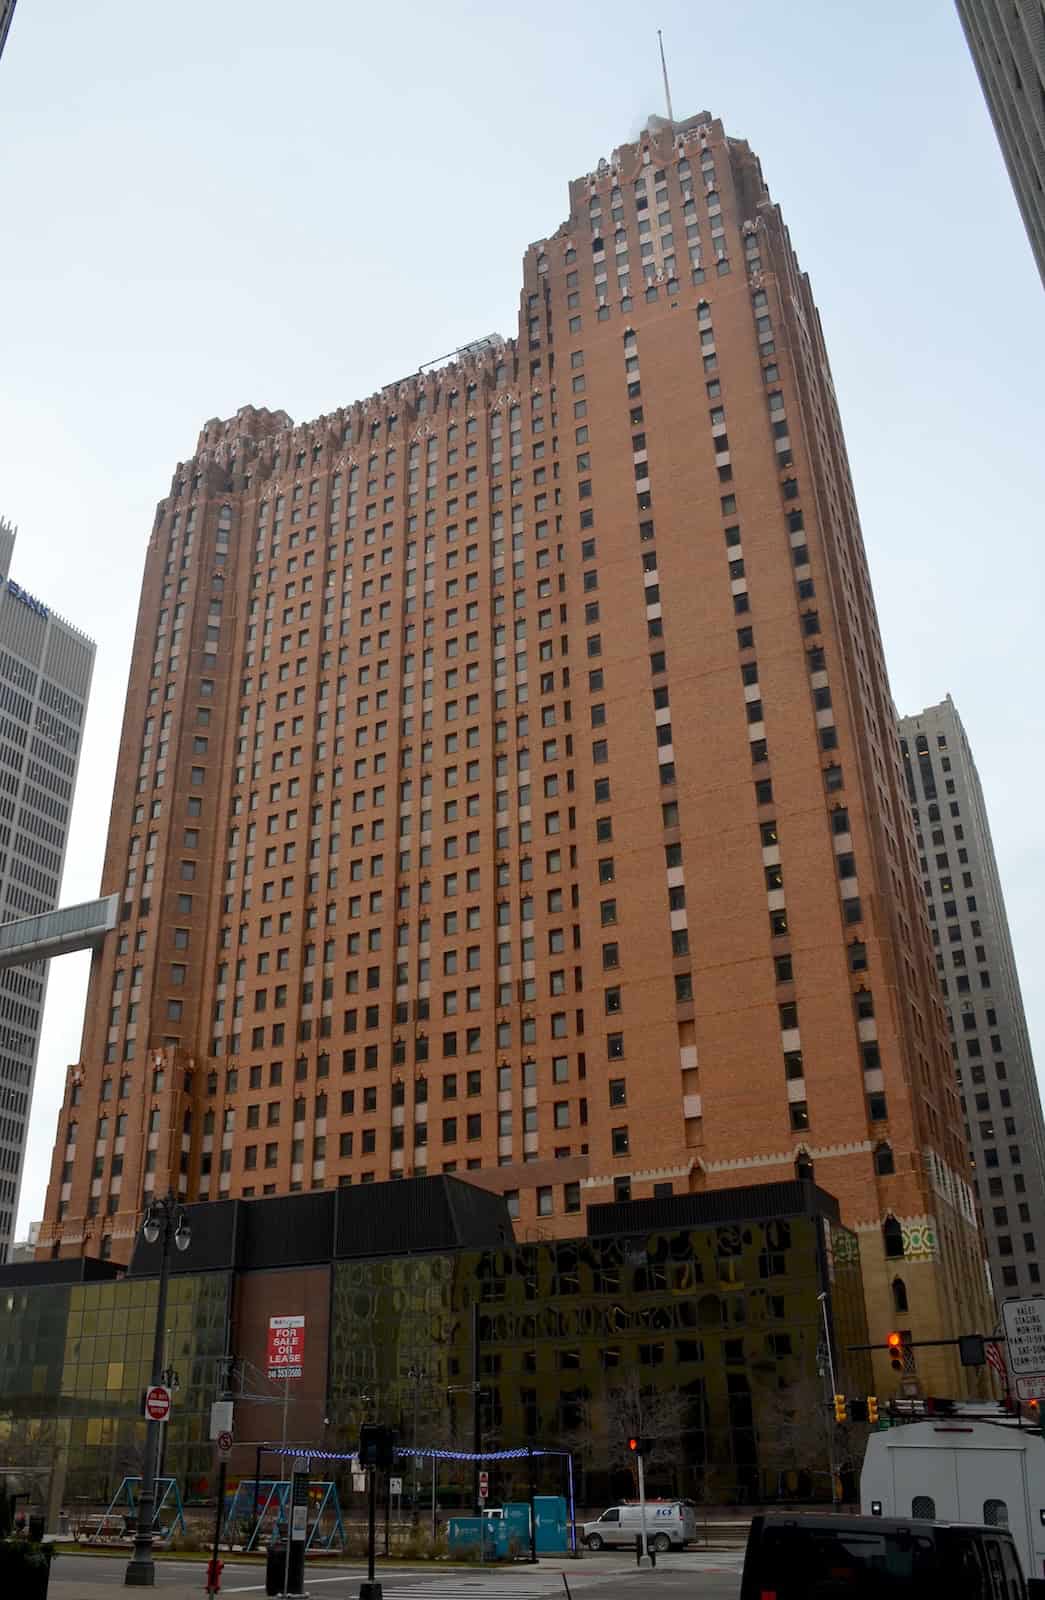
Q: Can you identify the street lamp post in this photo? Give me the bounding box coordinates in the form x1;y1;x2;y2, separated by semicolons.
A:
125;1192;191;1587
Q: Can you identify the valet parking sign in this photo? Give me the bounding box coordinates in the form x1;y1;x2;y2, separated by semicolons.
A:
1001;1298;1045;1378
268;1314;305;1380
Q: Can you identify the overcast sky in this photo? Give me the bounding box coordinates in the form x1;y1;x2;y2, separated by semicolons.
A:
1;0;1042;1236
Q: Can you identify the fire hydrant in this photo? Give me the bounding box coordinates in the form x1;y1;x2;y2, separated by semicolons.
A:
205;1556;224;1593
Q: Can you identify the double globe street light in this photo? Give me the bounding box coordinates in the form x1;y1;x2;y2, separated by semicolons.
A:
124;1192;191;1587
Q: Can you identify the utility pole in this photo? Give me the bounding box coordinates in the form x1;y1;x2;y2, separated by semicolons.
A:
818;1290;841;1507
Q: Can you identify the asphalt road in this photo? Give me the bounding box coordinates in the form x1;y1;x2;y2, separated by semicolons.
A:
51;1549;744;1598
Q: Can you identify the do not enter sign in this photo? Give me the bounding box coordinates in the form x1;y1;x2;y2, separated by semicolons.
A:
144;1384;172;1423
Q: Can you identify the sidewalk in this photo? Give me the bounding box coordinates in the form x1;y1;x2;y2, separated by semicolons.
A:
50;1550;616;1597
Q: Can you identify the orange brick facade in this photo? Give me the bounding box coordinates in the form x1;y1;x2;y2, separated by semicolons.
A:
42;113;990;1391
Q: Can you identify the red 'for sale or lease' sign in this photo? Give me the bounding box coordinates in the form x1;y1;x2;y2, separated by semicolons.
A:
267;1314;305;1379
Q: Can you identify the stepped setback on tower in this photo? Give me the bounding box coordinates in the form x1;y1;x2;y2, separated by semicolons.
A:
41;114;990;1391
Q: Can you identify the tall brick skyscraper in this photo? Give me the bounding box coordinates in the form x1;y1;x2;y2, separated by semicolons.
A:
42;113;989;1382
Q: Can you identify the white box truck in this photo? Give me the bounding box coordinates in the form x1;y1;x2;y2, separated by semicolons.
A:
861;1414;1045;1594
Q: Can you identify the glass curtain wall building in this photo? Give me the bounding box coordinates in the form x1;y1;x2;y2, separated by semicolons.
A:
0;1177;870;1515
0;520;95;1256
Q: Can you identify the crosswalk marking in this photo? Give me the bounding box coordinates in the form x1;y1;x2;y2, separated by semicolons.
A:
225;1581;583;1598
363;1584;591;1597
224;1579;579;1597
307;1577;611;1597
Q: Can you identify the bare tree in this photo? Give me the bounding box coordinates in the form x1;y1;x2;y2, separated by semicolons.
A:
0;1416;58;1475
599;1374;690;1472
757;1377;866;1499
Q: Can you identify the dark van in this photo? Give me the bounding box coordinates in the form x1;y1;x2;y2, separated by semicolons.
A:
740;1512;1031;1599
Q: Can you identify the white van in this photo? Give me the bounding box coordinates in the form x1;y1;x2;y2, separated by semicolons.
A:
581;1500;697;1551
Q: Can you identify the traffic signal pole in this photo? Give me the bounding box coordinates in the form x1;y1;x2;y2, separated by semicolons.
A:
358;1423;396;1600
636;1450;650;1567
364;1466;378;1597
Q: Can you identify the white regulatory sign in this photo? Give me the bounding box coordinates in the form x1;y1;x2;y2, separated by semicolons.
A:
210;1400;234;1440
389;1477;402;1495
1002;1298;1045;1376
1016;1375;1045;1400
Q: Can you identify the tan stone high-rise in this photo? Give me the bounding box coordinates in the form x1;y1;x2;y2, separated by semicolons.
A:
42;113;990;1389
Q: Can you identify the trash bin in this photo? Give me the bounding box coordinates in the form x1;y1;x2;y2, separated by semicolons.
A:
28;1514;44;1543
265;1541;286;1597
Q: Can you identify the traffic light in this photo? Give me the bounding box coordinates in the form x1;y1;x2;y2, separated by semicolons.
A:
848;1398;869;1423
887;1331;905;1372
834;1394;847;1423
627;1436;652;1457
867;1395;879;1425
358;1423;398;1471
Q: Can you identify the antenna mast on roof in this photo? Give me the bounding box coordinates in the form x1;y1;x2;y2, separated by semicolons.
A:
657;29;675;124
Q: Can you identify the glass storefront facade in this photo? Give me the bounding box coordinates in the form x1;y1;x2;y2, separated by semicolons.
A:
328;1214;870;1505
0;1185;869;1510
0;1273;228;1509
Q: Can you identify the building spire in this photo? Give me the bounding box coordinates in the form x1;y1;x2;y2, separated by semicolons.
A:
657;29;675;124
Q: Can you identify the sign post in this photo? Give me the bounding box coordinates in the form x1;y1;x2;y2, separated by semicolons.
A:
206;1458;227;1597
363;1466;380;1600
206;1407;232;1598
268;1315;305;1487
